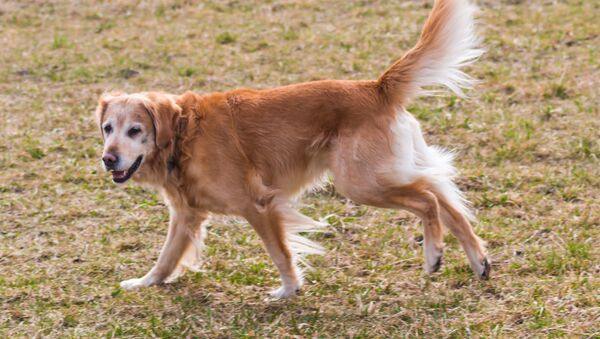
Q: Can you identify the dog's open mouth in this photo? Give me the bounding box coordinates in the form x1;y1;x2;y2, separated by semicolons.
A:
111;155;143;183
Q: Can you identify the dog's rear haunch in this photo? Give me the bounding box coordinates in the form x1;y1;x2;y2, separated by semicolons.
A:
96;0;489;298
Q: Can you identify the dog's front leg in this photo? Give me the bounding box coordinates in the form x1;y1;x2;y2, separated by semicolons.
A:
245;205;301;299
120;210;208;290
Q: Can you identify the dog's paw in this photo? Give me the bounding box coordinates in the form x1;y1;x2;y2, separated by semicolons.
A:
424;243;444;274
120;277;151;290
425;255;443;274
478;257;491;280
468;256;491;280
269;285;300;299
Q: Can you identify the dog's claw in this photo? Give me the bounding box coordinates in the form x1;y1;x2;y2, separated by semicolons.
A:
431;256;443;273
425;255;443;274
479;257;491;280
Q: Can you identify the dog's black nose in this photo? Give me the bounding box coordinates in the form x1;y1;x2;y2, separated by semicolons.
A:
102;153;119;168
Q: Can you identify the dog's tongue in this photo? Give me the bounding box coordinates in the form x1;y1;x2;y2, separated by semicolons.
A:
112;170;126;179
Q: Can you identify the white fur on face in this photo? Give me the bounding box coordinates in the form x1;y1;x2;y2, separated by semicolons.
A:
101;100;155;173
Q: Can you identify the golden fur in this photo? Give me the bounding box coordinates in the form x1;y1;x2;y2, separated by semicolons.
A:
96;0;489;298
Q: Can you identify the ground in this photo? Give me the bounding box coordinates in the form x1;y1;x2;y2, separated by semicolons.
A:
1;0;598;337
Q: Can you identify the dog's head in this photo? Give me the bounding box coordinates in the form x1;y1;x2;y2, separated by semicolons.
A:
95;92;181;184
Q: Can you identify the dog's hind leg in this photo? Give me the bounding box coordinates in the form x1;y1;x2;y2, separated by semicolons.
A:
406;113;490;279
330;112;489;278
330;118;443;274
120;210;208;289
437;196;490;279
385;183;445;274
333;174;445;274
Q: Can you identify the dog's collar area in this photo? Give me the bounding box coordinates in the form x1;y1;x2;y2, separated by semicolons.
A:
167;156;176;172
167;114;189;173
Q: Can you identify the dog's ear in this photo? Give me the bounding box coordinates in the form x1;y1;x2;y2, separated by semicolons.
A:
143;93;182;149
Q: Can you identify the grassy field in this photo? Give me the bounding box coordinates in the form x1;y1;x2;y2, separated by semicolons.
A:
1;0;599;337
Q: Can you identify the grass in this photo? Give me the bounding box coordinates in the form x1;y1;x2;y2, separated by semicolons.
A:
1;0;599;337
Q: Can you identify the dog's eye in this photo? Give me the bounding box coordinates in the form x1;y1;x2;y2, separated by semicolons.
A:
103;125;112;134
128;127;142;138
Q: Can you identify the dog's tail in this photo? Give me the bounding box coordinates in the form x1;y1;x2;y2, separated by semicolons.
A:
377;0;483;106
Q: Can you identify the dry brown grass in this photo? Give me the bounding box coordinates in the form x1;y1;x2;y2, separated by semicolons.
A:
1;0;598;337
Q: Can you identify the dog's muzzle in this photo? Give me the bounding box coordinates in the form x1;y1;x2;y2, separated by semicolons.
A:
110;155;143;183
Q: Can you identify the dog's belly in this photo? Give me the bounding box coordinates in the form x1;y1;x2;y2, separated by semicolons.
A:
273;154;330;198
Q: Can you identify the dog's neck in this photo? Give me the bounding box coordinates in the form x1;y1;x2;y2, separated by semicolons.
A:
134;92;206;203
167;113;188;173
133;113;190;189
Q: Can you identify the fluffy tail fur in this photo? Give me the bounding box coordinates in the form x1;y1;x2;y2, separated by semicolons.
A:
378;0;483;105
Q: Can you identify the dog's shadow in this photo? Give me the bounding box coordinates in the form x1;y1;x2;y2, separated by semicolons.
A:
158;279;355;328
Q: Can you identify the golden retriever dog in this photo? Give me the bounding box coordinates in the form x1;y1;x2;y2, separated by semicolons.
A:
96;0;489;298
